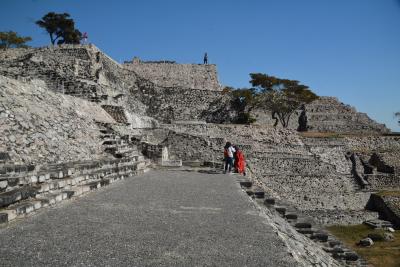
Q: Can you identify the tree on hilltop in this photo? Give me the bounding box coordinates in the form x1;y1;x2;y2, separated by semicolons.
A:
36;12;82;45
0;31;32;50
250;73;318;128
396;112;400;125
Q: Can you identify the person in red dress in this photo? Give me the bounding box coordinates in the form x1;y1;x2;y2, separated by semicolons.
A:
233;146;246;175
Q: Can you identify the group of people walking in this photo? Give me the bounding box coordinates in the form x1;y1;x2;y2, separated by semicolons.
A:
223;142;246;175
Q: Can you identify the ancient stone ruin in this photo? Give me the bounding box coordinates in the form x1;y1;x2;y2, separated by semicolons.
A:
1;44;399;266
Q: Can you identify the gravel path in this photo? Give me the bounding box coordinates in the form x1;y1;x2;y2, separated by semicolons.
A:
0;170;298;267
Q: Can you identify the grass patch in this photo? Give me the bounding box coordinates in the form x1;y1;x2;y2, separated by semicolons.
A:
327;224;400;267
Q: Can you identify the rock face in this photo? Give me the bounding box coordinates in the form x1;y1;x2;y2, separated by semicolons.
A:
0;76;114;164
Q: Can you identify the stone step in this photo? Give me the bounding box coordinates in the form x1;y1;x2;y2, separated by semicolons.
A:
0;164;36;176
274;206;286;215
296;228;315;235
245;189;254;196
310;231;329;242
264;198;276;206
294;222;312;229
0;186;39;208
0;158;148;220
85;180;102;190
253;189;265;199
7;200;42;215
0;209;17;223
285;213;298;221
238;180;252;188
36;191;68;206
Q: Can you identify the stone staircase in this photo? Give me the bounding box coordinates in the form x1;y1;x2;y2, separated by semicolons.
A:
0;155;148;225
0;122;150;226
97;122;139;158
237;177;370;267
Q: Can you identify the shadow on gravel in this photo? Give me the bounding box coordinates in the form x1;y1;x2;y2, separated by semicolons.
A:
171;169;223;175
197;170;222;174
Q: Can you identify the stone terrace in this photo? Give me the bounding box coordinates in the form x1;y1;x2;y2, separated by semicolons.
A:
253;97;389;134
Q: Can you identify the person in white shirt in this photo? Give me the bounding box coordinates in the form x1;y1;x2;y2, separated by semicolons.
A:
223;142;236;174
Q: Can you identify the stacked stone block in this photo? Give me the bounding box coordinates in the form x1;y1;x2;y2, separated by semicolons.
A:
0;156;148;225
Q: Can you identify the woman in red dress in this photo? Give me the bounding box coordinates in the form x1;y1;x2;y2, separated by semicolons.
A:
234;146;246;175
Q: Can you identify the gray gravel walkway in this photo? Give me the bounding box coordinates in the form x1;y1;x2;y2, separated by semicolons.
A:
0;170;298;267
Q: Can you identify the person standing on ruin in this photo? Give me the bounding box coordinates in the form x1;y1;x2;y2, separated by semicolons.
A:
204;52;208;64
223;142;235;174
82;32;88;44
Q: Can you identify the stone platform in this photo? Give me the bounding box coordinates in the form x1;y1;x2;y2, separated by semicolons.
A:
0;170;340;267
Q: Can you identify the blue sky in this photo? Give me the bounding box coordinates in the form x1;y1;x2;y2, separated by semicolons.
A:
1;0;400;131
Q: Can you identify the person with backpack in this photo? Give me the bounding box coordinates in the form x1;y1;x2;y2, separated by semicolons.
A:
223;142;235;174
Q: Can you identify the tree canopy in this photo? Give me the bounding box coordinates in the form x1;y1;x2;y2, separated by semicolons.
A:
36;12;82;45
231;88;257;124
395;112;400;125
0;31;32;50
249;73;318;128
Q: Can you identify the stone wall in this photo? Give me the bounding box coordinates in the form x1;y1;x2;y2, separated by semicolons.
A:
364;174;400;190
135;83;225;122
123;59;221;91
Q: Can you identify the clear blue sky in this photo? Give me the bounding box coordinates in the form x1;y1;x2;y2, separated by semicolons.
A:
1;0;400;131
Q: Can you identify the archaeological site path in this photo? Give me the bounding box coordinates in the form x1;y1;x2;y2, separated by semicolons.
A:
0;170;298;267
